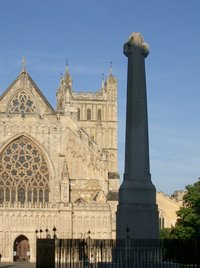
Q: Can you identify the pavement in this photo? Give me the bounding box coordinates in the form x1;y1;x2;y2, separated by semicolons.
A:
0;263;35;268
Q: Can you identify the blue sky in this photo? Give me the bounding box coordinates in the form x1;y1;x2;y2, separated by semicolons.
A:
0;0;200;194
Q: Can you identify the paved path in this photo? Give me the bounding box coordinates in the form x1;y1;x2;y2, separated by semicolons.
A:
0;263;35;268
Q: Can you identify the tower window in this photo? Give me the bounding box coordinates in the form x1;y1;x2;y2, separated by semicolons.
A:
159;212;165;230
87;108;91;120
97;109;101;121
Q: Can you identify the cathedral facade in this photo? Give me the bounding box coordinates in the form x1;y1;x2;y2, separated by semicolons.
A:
0;62;184;263
0;64;119;262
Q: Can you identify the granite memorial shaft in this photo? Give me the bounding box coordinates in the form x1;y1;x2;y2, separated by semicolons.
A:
117;33;159;239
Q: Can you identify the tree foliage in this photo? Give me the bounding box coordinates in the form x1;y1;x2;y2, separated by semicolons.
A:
160;228;171;239
170;178;200;239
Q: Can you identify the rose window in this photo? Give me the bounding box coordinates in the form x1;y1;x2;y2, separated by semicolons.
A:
0;136;49;204
8;90;37;114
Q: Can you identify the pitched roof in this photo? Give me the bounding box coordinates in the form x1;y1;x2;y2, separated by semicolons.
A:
0;71;55;114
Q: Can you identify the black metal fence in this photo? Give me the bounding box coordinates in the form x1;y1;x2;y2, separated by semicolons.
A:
36;239;200;268
36;238;55;268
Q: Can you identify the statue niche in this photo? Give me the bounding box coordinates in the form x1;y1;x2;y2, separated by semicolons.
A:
60;159;70;203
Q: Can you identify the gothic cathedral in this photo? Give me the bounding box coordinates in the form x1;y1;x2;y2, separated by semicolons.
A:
0;63;119;262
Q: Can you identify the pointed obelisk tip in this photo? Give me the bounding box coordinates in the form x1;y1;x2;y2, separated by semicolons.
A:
127;32;149;57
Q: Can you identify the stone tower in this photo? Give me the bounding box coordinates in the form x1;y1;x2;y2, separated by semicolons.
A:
116;33;159;239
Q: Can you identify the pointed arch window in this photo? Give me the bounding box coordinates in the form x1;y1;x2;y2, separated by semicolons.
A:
8;90;37;114
77;108;81;121
0;136;49;205
87;108;91;121
159;212;165;230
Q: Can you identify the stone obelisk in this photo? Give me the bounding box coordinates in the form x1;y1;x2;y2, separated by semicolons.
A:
116;33;159;239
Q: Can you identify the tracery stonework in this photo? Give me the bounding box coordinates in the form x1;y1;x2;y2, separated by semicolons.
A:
0;66;119;262
8;90;37;114
0;136;49;204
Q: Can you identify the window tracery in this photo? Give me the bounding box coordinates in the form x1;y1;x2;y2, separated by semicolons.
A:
8;90;37;114
0;136;49;204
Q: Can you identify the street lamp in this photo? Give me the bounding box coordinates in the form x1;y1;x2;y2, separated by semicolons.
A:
88;230;91;238
87;230;91;261
35;229;38;239
53;226;57;239
45;228;49;238
39;229;43;239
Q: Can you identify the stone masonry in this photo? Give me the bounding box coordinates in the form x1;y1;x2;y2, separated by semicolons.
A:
0;64;119;262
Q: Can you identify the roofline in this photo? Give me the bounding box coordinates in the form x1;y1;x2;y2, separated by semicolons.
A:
0;72;55;113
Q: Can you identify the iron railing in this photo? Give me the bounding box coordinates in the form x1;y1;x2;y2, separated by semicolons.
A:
36;238;200;268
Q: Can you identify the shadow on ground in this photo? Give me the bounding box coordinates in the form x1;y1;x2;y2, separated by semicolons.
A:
0;265;16;268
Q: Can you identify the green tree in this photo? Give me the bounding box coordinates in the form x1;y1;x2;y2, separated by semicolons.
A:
170;178;200;239
160;228;171;239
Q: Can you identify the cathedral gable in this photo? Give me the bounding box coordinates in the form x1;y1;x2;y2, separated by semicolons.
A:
0;71;55;115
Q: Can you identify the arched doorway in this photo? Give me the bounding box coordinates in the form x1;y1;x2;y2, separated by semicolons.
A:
13;235;30;261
